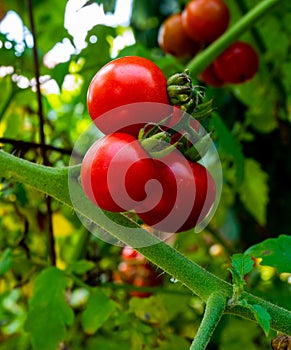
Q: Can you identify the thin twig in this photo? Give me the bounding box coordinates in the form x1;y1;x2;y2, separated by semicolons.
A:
0;137;73;155
26;0;56;266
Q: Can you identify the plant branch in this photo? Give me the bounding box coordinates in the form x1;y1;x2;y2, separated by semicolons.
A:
0;137;72;155
27;0;56;266
190;292;226;350
0;150;291;335
186;0;282;76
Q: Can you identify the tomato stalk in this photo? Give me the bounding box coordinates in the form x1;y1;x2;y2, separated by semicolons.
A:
186;0;283;76
190;292;227;350
0;150;291;336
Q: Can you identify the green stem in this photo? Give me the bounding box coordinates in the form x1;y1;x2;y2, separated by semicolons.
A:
190;292;226;350
0;150;291;335
186;0;282;76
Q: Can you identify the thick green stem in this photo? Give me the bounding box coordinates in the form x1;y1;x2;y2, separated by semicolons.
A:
0;150;291;335
190;292;226;350
186;0;282;76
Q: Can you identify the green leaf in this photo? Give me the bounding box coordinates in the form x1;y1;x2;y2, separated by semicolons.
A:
248;304;271;336
129;296;169;325
231;253;254;276
228;253;254;288
0;248;12;276
50;61;70;90
211;112;245;185
238;158;269;225
245;234;291;273
94;0;116;13
24;267;74;350
68;259;95;275
81;290;116;334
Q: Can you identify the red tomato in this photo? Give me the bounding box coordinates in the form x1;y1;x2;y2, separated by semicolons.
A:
158;13;201;58
181;0;230;44
213;41;259;84
121;246;145;262
81;133;156;212
113;247;163;298
87;56;171;137
135;149;216;232
199;63;225;87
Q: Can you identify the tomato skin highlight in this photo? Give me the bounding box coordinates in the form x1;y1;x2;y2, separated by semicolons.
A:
158;13;201;58
136;150;216;233
81;133;156;212
182;0;230;44
213;41;259;84
87;56;170;137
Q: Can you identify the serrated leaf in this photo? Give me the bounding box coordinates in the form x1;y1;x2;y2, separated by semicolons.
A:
231;254;254;276
0;248;12;276
245;234;291;273
81;290;116;334
24;267;74;350
228;254;254;289
238;158;269;225
248;304;271;336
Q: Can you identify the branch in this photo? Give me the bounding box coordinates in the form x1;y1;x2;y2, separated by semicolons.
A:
26;0;56;266
190;292;226;350
0;150;290;335
0;137;72;155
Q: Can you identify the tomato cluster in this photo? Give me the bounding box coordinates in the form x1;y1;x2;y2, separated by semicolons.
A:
82;56;217;233
199;41;259;86
113;246;163;298
158;0;259;86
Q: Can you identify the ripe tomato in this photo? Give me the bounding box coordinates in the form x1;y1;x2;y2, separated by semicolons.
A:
181;0;230;44
121;246;145;262
81;133;156;212
135;149;216;232
87;56;170;137
158;13;201;58
213;41;259;84
199;63;225;87
113;246;163;298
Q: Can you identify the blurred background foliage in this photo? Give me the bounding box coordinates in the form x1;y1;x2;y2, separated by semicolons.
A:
0;0;290;349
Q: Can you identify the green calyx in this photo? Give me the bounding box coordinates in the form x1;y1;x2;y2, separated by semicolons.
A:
138;69;215;161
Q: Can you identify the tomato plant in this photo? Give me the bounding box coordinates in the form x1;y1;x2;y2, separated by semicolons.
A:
181;0;230;44
1;1;291;350
87;56;170;137
158;13;201;58
80;133;156;212
213;41;259;84
136;149;216;233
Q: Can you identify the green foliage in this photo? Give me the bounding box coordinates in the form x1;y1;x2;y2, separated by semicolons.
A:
247;303;271;336
238;158;269;225
246;234;291;273
0;0;291;349
24;267;74;350
81;290;116;334
0;248;12;276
